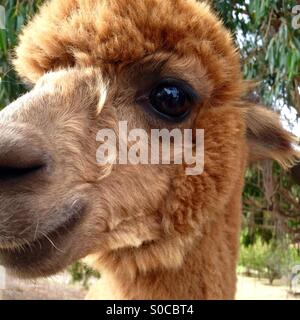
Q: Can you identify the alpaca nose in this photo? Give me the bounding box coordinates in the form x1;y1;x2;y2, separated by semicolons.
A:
0;124;50;182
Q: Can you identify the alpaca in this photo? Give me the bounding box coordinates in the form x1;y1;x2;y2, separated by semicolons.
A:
0;0;298;300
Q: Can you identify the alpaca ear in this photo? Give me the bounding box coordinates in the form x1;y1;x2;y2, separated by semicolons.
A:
244;105;300;167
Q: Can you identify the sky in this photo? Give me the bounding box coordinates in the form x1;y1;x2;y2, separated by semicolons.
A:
282;105;300;138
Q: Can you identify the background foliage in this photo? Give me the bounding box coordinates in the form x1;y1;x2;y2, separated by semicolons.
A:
213;0;300;112
0;0;299;283
0;0;42;108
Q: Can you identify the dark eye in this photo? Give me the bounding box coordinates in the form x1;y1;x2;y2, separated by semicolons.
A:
149;80;198;121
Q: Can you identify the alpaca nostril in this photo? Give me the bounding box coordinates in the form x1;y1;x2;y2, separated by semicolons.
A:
0;148;49;182
0;124;51;182
0;164;45;181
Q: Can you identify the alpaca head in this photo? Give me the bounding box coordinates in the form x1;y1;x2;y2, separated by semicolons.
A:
0;0;298;279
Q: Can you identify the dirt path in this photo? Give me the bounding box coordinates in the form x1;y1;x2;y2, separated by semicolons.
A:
236;276;300;300
1;273;299;300
0;272;87;300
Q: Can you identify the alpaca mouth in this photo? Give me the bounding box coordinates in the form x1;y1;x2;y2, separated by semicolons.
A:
0;198;86;274
0;209;80;250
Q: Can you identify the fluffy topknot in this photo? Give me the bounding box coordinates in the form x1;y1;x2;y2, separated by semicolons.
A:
13;0;243;103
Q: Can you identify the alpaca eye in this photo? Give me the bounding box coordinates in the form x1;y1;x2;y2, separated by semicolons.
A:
149;80;198;121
